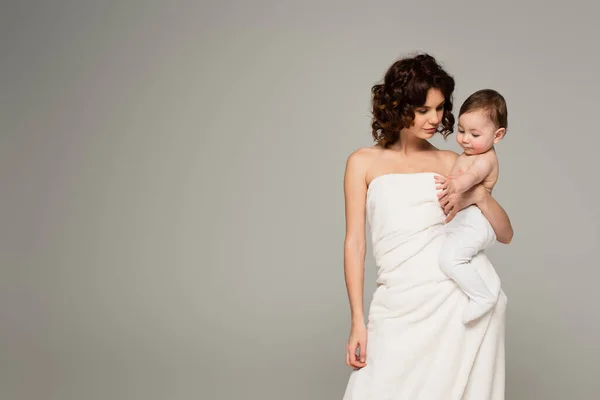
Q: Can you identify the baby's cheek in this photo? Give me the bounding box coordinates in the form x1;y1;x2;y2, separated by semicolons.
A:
472;142;486;153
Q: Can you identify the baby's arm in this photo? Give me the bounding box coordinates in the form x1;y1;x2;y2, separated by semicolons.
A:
450;156;494;194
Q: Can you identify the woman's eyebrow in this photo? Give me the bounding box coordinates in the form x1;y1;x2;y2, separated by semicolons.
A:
423;101;445;109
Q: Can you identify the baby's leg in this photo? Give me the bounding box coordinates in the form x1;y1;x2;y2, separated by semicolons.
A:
439;206;499;323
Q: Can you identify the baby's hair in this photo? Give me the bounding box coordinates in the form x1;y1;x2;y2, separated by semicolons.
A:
459;89;508;131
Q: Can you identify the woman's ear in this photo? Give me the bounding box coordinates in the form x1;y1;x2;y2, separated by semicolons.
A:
493;127;506;144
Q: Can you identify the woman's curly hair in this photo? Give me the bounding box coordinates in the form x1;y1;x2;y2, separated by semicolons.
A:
371;53;456;148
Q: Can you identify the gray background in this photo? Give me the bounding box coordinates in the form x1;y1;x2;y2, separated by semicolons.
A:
2;0;599;399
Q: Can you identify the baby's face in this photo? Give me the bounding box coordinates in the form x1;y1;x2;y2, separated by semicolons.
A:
456;110;502;155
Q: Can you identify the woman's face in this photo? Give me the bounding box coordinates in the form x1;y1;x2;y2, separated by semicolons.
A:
402;88;445;139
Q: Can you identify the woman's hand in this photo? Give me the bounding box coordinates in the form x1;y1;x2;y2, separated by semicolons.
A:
346;323;367;370
435;175;484;223
435;175;514;242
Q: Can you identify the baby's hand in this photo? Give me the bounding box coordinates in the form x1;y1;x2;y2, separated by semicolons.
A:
434;175;461;222
434;175;457;196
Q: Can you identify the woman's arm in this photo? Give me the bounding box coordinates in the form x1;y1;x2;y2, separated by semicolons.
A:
473;186;513;244
435;151;513;244
343;149;370;369
343;151;368;326
435;177;514;244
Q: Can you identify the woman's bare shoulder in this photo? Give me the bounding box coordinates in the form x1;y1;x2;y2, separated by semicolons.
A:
423;147;459;174
346;145;381;168
435;149;459;167
436;149;459;160
344;146;382;187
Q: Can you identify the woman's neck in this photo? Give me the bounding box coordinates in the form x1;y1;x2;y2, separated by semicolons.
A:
387;135;432;156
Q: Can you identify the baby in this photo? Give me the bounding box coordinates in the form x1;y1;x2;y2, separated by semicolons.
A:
436;89;508;323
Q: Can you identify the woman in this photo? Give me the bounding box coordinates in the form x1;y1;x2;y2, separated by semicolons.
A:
342;54;512;399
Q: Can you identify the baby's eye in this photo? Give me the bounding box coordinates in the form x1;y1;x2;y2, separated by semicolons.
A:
458;129;464;133
472;134;480;138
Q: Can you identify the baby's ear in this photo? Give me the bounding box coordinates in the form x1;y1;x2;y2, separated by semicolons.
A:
493;127;506;143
